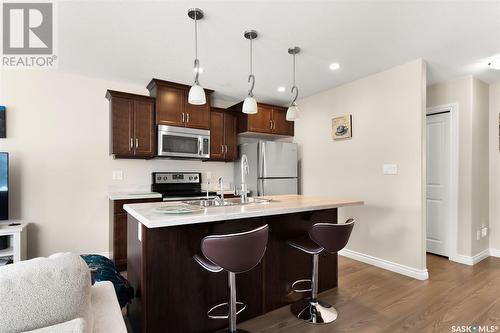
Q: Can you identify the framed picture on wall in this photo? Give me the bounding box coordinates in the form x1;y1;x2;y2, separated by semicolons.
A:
332;114;352;140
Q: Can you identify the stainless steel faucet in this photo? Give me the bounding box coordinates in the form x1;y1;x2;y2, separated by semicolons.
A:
218;176;224;203
240;154;249;202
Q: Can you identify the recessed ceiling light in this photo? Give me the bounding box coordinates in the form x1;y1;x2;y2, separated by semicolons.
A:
488;59;500;70
277;86;286;92
329;63;340;71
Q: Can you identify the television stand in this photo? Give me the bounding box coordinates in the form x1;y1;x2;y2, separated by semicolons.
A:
0;222;28;264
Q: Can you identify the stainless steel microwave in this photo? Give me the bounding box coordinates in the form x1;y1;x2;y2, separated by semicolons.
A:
157;125;210;159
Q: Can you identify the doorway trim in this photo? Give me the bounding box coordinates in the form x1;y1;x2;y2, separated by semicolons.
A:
426;103;459;262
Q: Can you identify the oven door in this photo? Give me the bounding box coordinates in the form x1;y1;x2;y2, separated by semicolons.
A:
158;125;210;159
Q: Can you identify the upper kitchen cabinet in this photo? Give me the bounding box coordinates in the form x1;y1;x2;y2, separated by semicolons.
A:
231;102;294;136
209;108;237;162
147;79;213;130
106;90;156;158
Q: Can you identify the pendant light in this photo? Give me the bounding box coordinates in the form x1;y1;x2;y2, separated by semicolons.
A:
187;8;206;105
286;46;300;121
242;30;258;114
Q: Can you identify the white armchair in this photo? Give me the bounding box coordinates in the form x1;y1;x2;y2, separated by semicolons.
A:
0;253;127;333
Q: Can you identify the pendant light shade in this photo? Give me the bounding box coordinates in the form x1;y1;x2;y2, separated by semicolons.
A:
188;83;206;105
188;8;206;105
286;46;301;121
286;102;299;121
243;96;258;114
242;30;258;114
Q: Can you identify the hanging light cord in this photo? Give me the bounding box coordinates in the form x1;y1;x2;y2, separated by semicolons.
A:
290;53;299;106
193;13;200;85
247;37;255;97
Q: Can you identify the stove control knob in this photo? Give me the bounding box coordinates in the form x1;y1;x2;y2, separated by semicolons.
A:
194;176;198;180
189;176;193;180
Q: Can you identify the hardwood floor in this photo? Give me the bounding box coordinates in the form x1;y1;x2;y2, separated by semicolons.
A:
238;254;500;333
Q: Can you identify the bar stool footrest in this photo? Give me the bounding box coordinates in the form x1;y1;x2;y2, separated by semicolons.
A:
207;301;246;319
292;279;313;293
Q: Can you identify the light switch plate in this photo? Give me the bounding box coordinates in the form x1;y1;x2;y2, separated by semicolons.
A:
112;170;123;180
383;164;398;175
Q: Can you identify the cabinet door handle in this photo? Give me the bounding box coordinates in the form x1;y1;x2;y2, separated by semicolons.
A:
135;138;139;148
186;113;190;123
221;145;224;154
182;113;185;122
270;120;273;129
225;145;228;153
130;138;133;150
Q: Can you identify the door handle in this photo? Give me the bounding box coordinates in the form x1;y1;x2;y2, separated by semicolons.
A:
221;145;224;154
130;138;133;150
186;113;190;123
270;120;273;129
135;138;139;149
182;113;185;122
225;145;228;154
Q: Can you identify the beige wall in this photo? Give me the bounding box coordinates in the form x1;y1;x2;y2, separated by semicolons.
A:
0;70;234;258
490;84;500;251
427;76;489;257
294;59;427;270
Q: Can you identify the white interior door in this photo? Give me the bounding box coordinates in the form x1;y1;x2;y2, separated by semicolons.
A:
426;112;451;257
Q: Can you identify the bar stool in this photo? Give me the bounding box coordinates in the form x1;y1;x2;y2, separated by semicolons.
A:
194;224;269;333
287;218;355;324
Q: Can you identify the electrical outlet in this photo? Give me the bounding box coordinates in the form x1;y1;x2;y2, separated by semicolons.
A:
476;230;481;241
112;170;123;180
482;227;488;238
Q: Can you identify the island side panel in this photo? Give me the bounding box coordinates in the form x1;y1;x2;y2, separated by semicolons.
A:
127;215;146;333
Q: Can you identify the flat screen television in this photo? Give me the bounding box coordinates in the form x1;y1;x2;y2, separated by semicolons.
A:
0;152;8;220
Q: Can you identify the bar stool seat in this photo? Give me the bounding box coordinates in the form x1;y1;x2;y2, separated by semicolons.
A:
288;218;355;325
287;236;323;255
193;253;223;273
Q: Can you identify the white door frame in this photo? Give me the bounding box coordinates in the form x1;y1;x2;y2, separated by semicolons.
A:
426;103;459;262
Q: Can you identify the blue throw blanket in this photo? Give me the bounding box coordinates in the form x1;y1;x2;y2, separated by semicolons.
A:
81;254;134;308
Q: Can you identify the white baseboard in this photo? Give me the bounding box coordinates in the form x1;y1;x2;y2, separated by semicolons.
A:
338;249;429;280
489;248;500;258
451;248;491;266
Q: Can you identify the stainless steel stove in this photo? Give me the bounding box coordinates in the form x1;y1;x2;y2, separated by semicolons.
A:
152;172;217;202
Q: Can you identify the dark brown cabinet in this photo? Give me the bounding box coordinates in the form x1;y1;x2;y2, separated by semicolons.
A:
147;79;213;130
209;108;237;161
232;102;294;136
109;198;162;271
107;90;156;158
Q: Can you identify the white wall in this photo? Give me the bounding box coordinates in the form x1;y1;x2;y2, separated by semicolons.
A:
0;70;234;258
427;76;489;257
490;83;500;252
294;59;427;271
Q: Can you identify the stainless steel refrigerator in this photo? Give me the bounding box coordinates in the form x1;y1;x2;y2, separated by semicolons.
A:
235;141;298;196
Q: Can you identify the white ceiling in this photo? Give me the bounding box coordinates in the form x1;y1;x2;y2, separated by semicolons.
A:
58;0;500;105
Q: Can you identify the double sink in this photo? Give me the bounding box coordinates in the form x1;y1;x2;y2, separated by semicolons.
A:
183;197;273;207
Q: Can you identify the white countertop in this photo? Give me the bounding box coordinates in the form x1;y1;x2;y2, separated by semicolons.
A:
108;192;162;200
124;194;363;229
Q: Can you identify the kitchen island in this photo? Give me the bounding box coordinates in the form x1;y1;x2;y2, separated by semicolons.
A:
124;195;363;333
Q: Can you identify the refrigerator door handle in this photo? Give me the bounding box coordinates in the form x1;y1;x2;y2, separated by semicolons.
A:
259;142;266;178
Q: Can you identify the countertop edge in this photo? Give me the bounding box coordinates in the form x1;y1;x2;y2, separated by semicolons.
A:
108;192;163;200
124;199;364;229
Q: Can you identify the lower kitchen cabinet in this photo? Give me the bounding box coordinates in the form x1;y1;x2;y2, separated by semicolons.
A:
210;108;237;162
109;198;162;271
